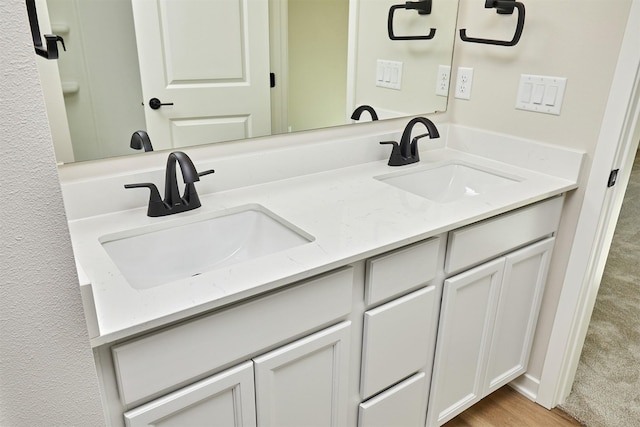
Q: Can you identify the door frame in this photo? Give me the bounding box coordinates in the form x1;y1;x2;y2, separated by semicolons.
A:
537;0;640;408
269;0;289;134
345;0;360;121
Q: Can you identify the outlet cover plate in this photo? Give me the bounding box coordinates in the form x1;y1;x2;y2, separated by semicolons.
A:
455;67;473;100
436;65;451;97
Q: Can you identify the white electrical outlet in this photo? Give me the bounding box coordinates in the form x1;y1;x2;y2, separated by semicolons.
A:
435;65;451;97
455;67;474;100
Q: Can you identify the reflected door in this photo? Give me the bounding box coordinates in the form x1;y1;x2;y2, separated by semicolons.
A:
131;0;272;151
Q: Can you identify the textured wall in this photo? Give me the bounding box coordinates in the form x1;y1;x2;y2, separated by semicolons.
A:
0;1;104;425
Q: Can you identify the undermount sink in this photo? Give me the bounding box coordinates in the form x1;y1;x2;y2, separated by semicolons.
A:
376;162;520;203
100;205;313;289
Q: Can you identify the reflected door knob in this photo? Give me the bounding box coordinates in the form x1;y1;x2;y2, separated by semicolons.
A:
148;98;174;110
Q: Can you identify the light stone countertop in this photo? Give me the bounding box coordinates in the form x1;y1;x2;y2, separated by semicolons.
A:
68;130;584;347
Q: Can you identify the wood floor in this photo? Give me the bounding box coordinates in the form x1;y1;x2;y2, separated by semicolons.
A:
444;386;584;427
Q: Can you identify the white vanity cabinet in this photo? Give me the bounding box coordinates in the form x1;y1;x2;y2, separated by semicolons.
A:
91;194;569;427
427;197;563;426
358;238;445;427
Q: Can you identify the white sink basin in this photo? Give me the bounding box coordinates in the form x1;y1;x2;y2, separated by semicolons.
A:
376;162;520;203
100;205;313;289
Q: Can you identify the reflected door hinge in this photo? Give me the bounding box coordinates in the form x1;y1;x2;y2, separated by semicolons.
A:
270;73;276;88
608;169;619;187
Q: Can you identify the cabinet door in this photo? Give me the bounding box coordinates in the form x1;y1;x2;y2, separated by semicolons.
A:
253;321;351;427
124;361;256;427
484;238;555;394
427;259;503;427
360;286;437;399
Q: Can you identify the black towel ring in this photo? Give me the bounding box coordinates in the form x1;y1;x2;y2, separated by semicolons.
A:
459;0;525;47
388;1;437;41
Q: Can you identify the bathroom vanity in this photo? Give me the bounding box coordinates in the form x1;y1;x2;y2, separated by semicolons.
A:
63;125;584;426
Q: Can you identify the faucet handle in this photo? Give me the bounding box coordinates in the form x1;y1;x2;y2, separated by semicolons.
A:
411;132;432;144
124;182;161;201
409;132;433;159
380;140;399;147
180;168;215;210
124;183;170;217
380;141;410;166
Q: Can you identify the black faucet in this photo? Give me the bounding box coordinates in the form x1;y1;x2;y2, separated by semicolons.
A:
124;151;215;217
130;130;154;152
351;105;379;121
380;117;440;166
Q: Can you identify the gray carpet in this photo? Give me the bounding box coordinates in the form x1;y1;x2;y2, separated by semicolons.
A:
560;153;640;426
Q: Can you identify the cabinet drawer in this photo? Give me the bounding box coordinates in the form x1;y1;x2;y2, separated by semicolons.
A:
358;372;428;427
112;267;354;407
360;286;437;399
445;196;563;274
365;238;440;306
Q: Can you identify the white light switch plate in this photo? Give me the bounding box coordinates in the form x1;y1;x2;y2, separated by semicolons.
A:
516;74;567;115
376;60;403;90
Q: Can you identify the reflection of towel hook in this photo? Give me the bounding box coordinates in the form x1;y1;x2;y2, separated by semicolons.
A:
459;0;525;47
25;0;66;59
388;0;436;41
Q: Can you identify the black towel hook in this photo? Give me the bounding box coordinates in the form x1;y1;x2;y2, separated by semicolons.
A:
25;0;66;59
459;0;525;47
388;0;436;41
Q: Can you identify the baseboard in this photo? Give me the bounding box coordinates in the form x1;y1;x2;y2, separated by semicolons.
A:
509;373;541;402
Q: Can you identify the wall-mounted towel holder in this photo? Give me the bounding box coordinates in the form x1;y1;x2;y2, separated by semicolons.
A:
26;0;66;59
388;0;436;41
459;0;525;47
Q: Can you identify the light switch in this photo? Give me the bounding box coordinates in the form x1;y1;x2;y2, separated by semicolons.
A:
383;67;391;82
544;86;558;106
532;84;545;104
375;59;402;90
516;74;567;115
520;83;533;103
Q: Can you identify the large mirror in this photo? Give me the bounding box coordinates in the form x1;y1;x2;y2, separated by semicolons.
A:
37;0;459;163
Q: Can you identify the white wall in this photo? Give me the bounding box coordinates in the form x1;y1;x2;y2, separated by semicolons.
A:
353;0;457;117
449;0;632;388
0;1;104;425
288;0;349;132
